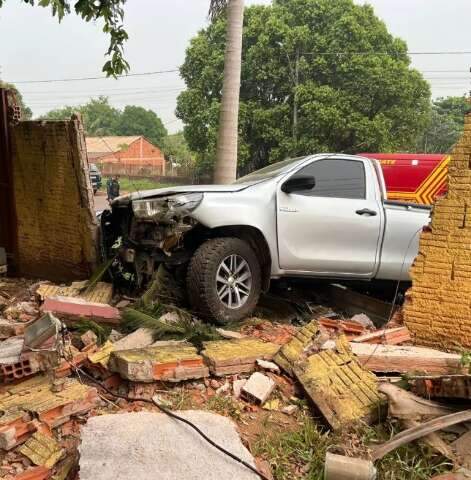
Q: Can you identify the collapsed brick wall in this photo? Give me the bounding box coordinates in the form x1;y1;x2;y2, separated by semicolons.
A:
11;118;98;281
404;110;471;350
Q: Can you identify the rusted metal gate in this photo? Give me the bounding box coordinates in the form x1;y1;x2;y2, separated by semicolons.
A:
0;88;19;272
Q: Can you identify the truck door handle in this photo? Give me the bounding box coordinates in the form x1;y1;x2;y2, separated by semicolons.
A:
356;208;377;216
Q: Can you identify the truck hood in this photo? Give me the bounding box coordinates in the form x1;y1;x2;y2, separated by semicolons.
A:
112;182;257;205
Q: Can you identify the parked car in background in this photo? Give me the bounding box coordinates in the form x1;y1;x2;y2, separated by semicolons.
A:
89;163;102;194
102;154;431;324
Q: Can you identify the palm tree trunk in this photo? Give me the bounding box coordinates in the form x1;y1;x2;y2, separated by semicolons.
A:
213;0;244;184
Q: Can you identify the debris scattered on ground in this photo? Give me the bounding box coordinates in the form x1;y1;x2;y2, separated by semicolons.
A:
1;274;470;478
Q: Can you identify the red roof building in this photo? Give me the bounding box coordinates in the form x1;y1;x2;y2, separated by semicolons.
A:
86;136;166;176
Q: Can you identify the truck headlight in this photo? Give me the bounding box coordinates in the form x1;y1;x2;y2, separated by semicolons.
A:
168;193;203;213
132;199;165;218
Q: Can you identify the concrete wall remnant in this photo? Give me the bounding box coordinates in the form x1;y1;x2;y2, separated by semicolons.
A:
11;118;97;281
405;109;471;350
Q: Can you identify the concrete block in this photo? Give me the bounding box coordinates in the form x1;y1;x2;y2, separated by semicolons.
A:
241;372;275;404
19;432;63;468
24;313;61;350
113;328;154;351
79;411;259;480
41;296;120;324
109;344;208;382
201;338;280;376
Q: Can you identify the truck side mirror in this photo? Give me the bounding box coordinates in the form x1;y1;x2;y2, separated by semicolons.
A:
281;175;316;194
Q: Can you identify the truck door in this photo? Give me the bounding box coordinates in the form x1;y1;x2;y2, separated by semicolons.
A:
276;157;383;277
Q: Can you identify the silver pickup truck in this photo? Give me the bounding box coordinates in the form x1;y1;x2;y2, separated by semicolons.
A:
104;154;431;324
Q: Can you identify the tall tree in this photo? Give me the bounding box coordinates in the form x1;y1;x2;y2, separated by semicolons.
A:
417;96;469;153
42;98;168;146
0;0;128;76
177;0;431;176
116;106;167;147
209;0;245;184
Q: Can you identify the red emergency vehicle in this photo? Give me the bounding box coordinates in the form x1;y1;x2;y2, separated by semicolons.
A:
361;153;449;205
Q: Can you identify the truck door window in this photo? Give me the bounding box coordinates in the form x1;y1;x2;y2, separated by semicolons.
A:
292;159;366;199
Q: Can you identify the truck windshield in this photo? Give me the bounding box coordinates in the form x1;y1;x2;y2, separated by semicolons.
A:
233;156;308;184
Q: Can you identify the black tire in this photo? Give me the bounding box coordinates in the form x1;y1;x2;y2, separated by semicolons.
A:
187;237;261;324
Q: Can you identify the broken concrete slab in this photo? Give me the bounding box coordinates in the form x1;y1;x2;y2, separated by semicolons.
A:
322;341;466;374
202;338;280;376
41;296;120;325
86;329;155;368
352;327;411;345
109;344;209;382
0;337;25;364
294;338;383;430
37;282;113;305
79;411;259;480
241;372;276;404
113;327;154;351
80;330;97;347
273;319;320;376
24;313;61;350
0;376;98;449
19;432;63;468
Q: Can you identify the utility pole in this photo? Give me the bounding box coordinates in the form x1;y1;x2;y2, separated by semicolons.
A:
293;47;299;143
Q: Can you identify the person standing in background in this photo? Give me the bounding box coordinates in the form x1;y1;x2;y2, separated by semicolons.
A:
107;175;120;203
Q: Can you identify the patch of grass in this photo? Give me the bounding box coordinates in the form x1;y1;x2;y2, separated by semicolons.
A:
253;412;330;479
205;395;243;421
117;177;177;192
253;415;453;480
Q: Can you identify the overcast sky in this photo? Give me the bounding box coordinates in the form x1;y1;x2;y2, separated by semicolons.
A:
0;0;470;133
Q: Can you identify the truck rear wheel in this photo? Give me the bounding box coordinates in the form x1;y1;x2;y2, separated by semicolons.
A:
187;237;261;324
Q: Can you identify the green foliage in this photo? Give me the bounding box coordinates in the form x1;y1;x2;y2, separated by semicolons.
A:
254;415;451;479
116;105;168;147
121;303;222;349
177;0;431;175
161;132;197;172
460;350;471;372
417;96;469;153
0;0;129;76
0;82;33;119
70;319;110;345
42;97;167;145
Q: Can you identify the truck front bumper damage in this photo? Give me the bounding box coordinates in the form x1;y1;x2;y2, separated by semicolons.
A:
102;193;204;287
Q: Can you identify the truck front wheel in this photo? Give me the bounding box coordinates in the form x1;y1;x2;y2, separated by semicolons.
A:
187;237;261;324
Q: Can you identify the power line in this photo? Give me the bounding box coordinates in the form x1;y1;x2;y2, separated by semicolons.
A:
301;50;471;56
9;69;180;85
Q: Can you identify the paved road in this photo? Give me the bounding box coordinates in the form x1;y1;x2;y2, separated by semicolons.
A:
94;194;109;212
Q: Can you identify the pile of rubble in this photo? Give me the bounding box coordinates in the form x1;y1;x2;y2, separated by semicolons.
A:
0;276;470;479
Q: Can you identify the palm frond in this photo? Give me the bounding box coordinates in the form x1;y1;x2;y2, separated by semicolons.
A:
208;0;229;20
81;256;116;295
120;304;222;349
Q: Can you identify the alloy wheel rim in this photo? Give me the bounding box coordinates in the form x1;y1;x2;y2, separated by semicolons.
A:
215;254;252;309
